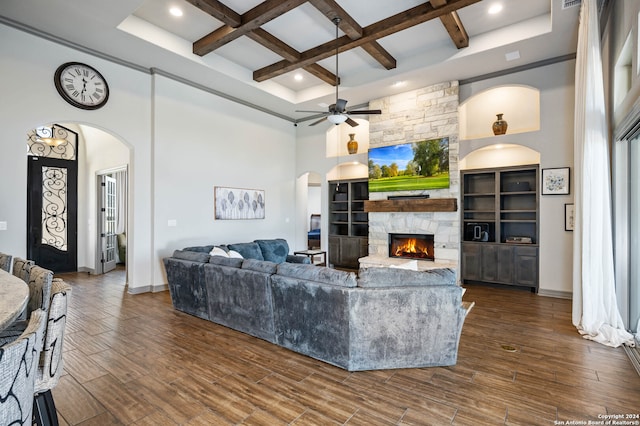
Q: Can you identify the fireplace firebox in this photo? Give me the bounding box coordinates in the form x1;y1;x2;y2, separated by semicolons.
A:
389;233;434;261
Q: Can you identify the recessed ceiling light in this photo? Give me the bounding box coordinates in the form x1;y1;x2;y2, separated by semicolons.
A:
392;81;406;88
488;3;503;14
294;73;303;81
169;7;183;17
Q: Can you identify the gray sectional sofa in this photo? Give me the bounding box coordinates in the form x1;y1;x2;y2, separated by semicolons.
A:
163;239;474;371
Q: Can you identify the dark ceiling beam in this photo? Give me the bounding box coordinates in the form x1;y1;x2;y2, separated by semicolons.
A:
253;0;480;82
193;0;307;56
308;0;396;70
183;0;241;27
191;0;338;85
247;29;339;86
430;0;470;49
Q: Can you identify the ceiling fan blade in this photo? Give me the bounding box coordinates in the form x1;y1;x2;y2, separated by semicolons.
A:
347;109;382;115
296;110;328;113
309;117;328;126
345;117;360;127
335;98;348;112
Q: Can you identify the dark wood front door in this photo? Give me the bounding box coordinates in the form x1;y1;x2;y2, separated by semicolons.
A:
27;155;78;272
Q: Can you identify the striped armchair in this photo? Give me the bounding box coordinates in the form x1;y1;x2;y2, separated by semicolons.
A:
34;279;72;425
0;266;53;346
0;309;46;426
0;252;12;272
12;258;35;283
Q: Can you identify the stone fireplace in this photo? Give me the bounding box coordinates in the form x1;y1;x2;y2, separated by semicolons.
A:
362;81;460;270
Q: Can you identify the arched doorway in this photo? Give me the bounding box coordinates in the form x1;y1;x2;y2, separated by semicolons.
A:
26;122;130;278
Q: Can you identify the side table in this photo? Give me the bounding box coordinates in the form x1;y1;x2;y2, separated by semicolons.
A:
293;249;327;266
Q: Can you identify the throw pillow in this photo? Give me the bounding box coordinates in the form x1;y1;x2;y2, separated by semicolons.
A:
227;242;264;260
228;250;243;259
255;239;288;263
209;246;229;257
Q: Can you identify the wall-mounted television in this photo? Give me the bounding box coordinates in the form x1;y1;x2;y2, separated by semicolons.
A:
368;137;449;192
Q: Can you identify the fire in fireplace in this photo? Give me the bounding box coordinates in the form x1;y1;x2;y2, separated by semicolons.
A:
389;233;435;261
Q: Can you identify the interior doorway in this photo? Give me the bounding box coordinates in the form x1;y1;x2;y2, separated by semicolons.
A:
96;168;127;274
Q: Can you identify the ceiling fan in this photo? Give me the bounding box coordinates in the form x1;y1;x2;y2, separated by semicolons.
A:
296;17;381;127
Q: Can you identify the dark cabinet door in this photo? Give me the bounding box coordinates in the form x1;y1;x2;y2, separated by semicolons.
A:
481;244;498;282
461;243;482;281
329;236;340;267
496;245;515;284
340;237;361;268
515;246;539;287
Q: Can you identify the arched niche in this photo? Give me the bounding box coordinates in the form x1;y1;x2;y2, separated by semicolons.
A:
327;162;368;181
459;85;540;140
325;118;370;157
460;144;540;170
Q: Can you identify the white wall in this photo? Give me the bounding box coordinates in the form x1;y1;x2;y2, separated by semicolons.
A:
152;75;297;286
79;125;129;273
0;23;153;293
459;59;576;295
0;23;297;293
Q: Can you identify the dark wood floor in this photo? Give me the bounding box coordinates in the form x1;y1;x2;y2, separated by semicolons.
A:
51;267;640;425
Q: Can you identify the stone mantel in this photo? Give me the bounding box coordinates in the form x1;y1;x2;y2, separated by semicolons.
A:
364;198;457;213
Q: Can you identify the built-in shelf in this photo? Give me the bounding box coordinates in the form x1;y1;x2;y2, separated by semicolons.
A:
363;198;457;213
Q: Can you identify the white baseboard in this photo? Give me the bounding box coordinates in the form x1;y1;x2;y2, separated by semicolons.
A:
127;283;168;294
537;289;573;299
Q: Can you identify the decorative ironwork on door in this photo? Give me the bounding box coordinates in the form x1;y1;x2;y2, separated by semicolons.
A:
28;125;77;160
41;166;68;251
26;124;78;272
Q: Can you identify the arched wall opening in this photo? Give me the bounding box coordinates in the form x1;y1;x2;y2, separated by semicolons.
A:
459;85;541;140
26;121;131;282
460;143;541;170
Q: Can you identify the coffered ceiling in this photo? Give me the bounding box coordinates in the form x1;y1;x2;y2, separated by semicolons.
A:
0;0;580;122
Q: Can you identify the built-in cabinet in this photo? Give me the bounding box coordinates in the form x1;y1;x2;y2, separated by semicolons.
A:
461;165;539;291
328;179;368;269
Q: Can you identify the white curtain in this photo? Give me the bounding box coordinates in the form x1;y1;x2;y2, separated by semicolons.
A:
572;0;634;347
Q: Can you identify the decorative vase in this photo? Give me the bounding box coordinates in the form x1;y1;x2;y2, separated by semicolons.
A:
492;113;508;135
347;133;358;154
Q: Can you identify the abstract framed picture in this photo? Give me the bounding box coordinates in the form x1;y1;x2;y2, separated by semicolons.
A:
565;203;574;231
541;167;570;195
214;186;265;220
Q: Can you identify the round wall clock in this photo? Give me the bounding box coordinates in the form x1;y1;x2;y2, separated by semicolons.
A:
54;62;109;110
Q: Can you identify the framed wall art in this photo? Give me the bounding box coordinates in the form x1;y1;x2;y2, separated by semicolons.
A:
541;167;570;195
214;186;265;220
565;203;574;231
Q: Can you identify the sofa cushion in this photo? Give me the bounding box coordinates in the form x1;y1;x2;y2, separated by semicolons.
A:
357;267;457;288
255;239;289;263
209;256;243;268
172;250;210;263
182;245;214;253
242;259;278;274
228;242;264;261
286;254;311;264
276;263;357;287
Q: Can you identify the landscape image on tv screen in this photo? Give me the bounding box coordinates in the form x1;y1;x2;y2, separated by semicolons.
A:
368;137;449;192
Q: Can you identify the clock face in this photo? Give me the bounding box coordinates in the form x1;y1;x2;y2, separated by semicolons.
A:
54;62;109;110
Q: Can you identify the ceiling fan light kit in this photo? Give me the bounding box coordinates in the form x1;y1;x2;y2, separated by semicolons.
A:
327;114;347;124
